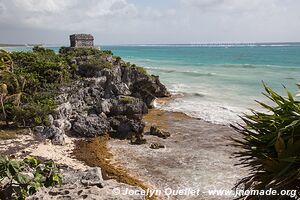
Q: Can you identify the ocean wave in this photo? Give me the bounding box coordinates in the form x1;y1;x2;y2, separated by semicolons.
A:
169;91;205;98
219;64;258;69
205;63;300;70
146;67;217;77
155;98;247;125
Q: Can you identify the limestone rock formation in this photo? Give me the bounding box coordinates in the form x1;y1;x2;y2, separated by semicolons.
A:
28;167;145;200
33;58;170;144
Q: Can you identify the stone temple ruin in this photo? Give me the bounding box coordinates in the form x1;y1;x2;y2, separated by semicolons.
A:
70;34;94;48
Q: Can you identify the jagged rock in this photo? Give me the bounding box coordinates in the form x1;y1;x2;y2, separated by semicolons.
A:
33;126;45;135
72;114;109;137
62;167;103;187
46;64;169;144
33;125;65;145
108;115;128;131
78;65;102;77
109;97;148;119
106;55;113;62
132;90;156;108
53;119;72;131
120;65;170;107
149;126;171;139
34;125;61;139
55;102;72;119
96;99;112;114
27;167;145;200
51;133;66;146
83;77;107;87
80;168;103;187
120;65;149;88
101;67;122;83
105;82;131;96
130;135;147;145
47;115;54;126
132;76;170;106
116;119;145;140
150;143;165;149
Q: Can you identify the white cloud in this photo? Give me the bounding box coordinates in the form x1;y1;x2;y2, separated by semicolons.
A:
0;0;4;14
0;0;299;44
12;0;71;13
0;0;139;31
182;0;281;14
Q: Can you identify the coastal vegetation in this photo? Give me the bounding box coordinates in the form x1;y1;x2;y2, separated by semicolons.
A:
0;48;67;127
0;155;62;199
0;47;150;128
232;83;300;199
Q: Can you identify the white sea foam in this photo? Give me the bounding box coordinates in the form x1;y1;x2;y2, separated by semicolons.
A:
155;97;248;125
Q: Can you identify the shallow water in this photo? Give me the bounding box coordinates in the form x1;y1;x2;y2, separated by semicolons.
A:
109;110;248;200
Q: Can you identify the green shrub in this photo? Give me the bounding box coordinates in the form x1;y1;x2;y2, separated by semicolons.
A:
118;96;136;104
135;66;148;76
0;50;13;71
78;58;113;77
59;47;102;64
11;49;70;87
6;95;57;127
232;83;300;199
0;155;62;200
59;47;102;57
115;56;122;63
102;50;113;56
32;46;57;59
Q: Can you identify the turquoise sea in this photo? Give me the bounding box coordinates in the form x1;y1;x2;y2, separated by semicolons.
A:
2;43;300;124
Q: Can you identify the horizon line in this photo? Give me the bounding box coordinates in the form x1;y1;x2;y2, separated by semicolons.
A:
1;41;300;47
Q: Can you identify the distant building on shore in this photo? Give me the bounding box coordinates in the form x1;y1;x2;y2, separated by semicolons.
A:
70;34;94;48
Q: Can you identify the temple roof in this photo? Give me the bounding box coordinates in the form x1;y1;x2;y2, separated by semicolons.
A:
70;34;94;40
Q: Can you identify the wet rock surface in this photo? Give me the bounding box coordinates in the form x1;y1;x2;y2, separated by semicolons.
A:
149;143;165;149
149;126;171;139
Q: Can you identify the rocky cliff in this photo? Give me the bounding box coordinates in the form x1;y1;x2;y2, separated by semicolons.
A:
0;47;170;200
34;48;170;146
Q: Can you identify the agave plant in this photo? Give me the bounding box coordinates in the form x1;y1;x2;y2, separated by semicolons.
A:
232;83;300;200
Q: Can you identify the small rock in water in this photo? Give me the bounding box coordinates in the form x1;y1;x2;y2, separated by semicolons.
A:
130;135;147;145
149;126;171;139
150;143;165;149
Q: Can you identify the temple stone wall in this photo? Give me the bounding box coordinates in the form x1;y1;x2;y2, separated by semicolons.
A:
70;34;94;48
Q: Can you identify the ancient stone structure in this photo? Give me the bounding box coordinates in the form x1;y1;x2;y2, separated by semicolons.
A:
70;34;94;48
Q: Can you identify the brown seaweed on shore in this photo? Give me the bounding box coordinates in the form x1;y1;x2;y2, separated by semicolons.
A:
73;135;157;200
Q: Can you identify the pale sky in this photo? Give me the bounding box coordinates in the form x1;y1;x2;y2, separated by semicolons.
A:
0;0;300;45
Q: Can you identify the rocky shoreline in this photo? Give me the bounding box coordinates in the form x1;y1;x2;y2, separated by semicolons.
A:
0;47;171;199
0;46;246;200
